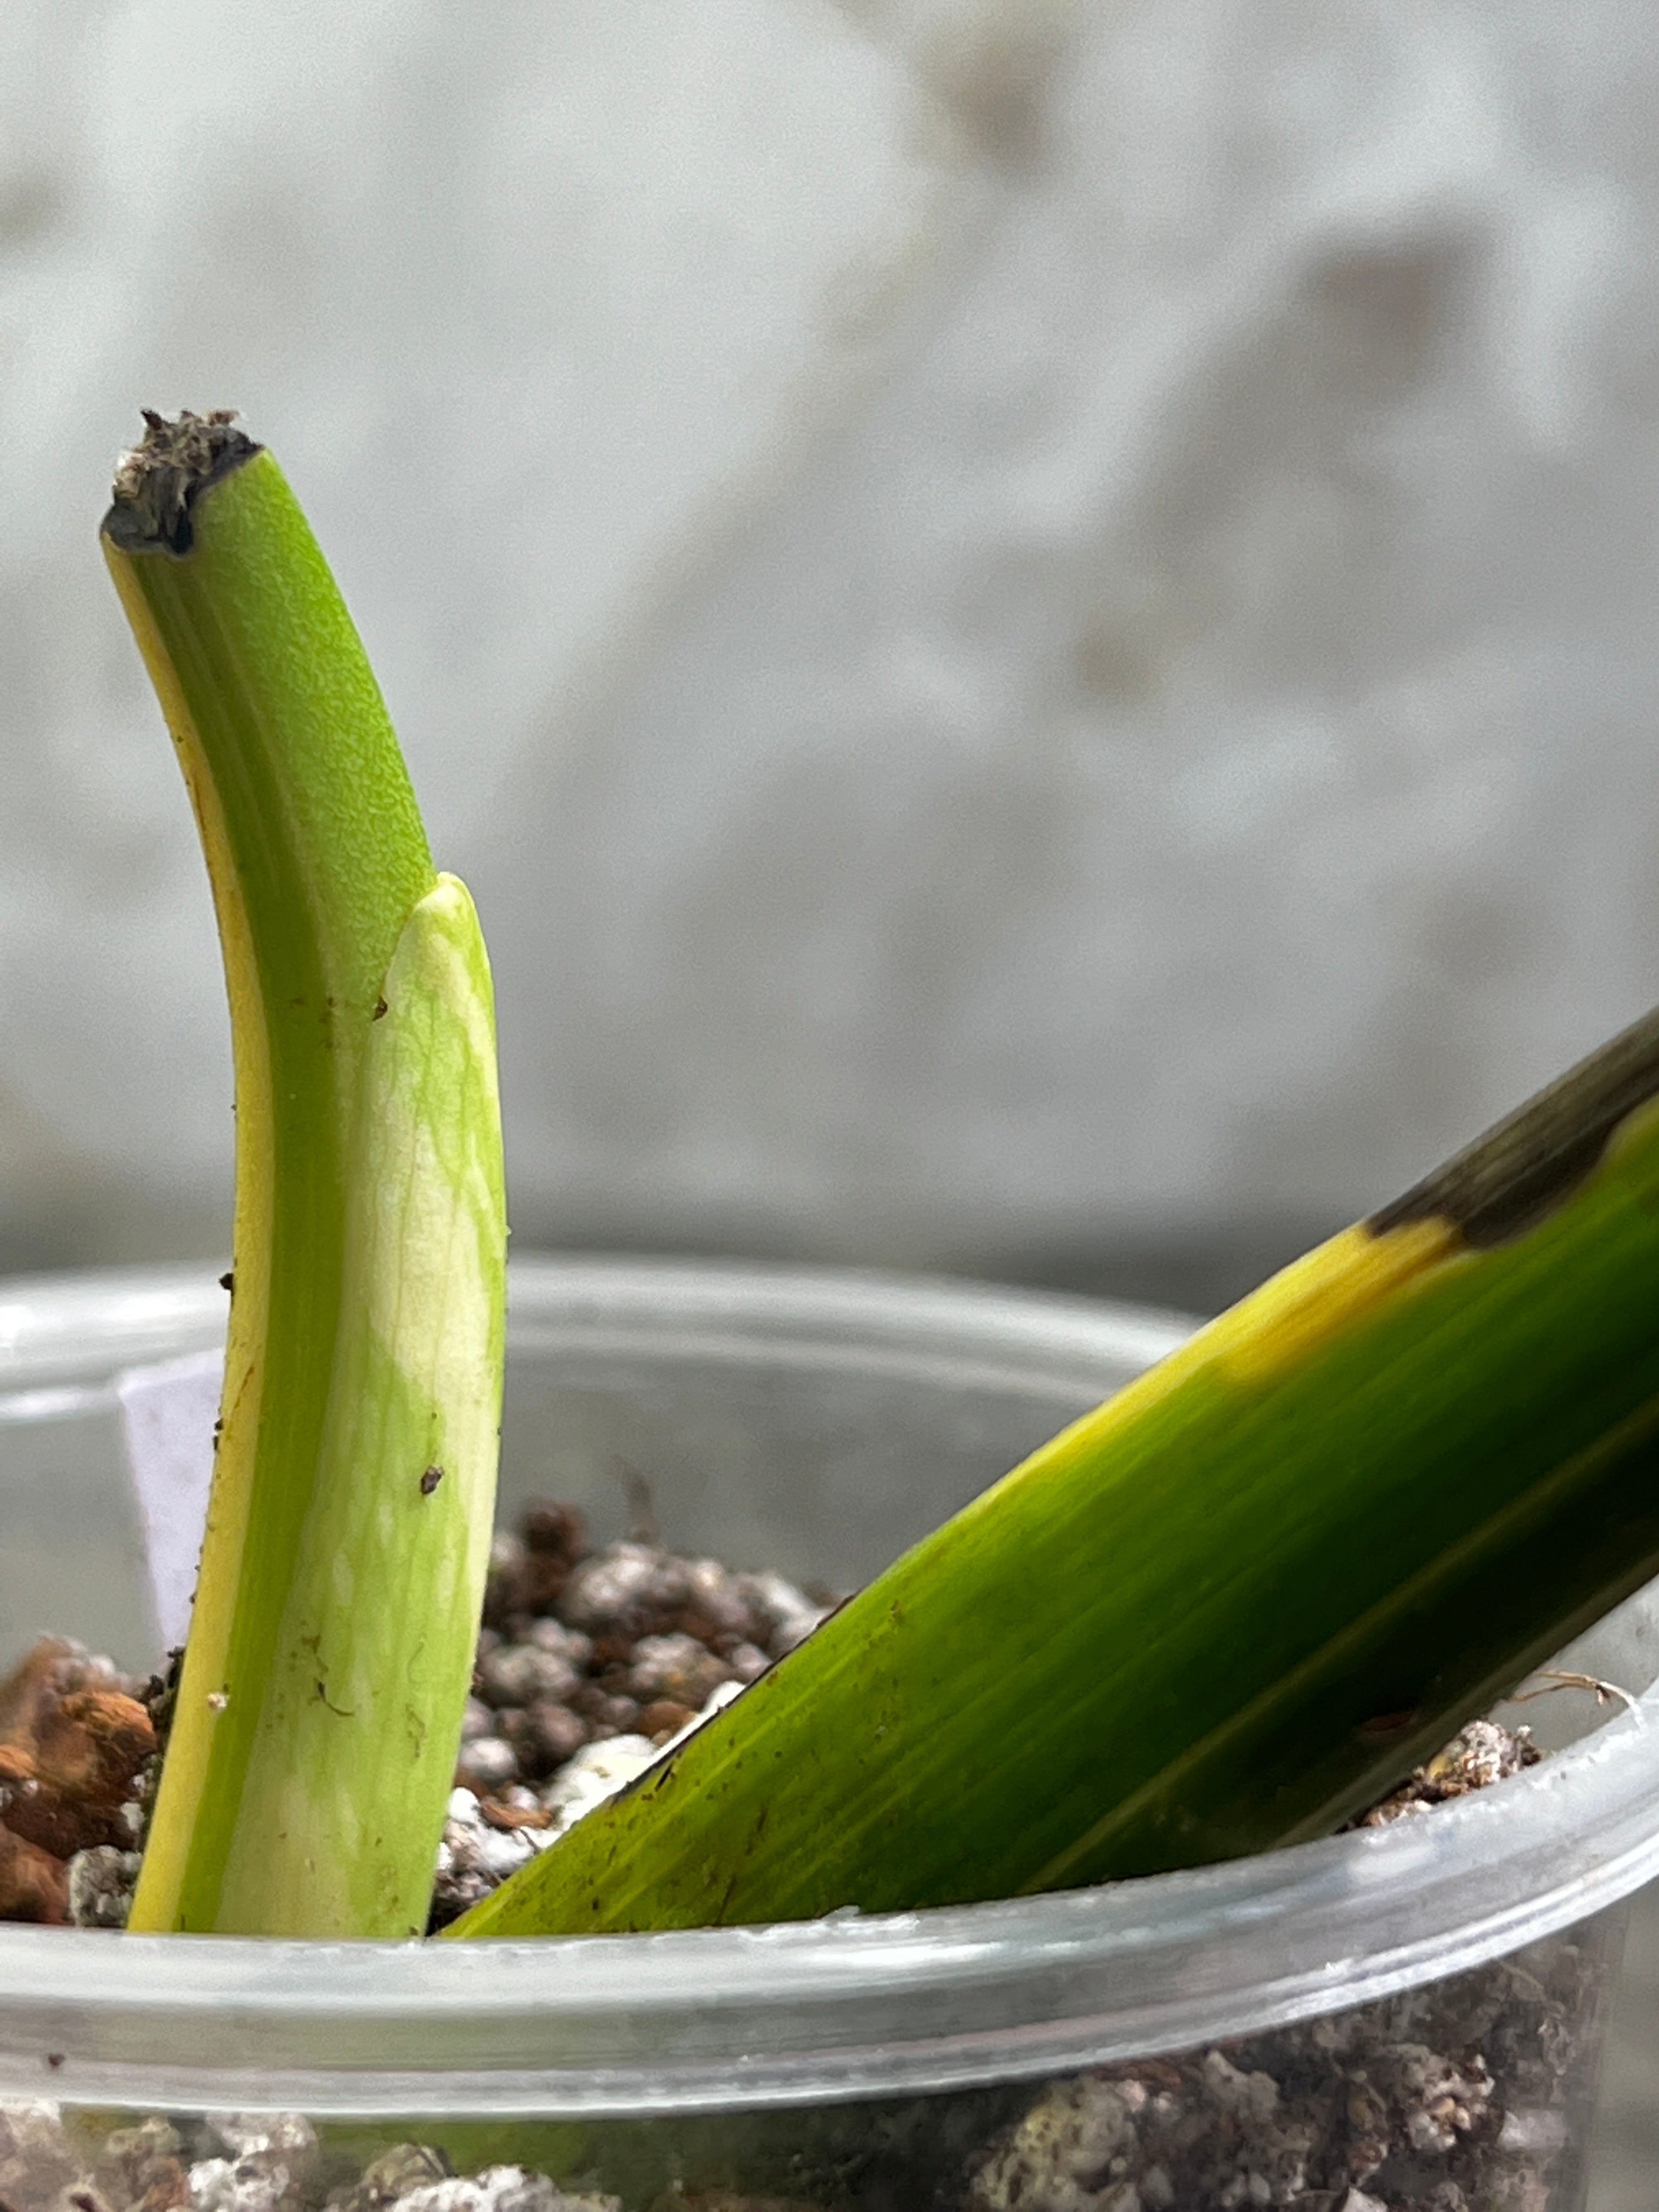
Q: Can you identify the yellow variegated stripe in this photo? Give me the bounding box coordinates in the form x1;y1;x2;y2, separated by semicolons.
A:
938;1215;1462;1514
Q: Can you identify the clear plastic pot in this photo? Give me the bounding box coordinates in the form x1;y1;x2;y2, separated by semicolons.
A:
0;1255;1650;2210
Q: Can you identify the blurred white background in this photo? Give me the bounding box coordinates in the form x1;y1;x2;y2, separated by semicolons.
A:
3;0;1658;1316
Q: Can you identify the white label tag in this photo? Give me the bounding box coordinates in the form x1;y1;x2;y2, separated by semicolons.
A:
116;1349;222;1653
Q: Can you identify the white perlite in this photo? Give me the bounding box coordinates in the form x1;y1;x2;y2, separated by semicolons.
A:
398;2167;618;2212
181;2138;618;2212
0;2101;78;2212
433;1681;744;1921
66;1844;141;1929
189;2114;321;2212
545;1681;744;1830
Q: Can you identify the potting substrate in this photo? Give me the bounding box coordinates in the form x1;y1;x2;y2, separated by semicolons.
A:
0;1494;1620;2212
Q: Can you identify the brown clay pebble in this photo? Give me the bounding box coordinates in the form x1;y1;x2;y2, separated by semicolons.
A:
639;1699;697;1742
0;1822;72;1923
0;1639;153;1869
499;1702;586;1779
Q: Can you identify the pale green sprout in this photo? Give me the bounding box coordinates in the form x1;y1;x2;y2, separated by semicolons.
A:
103;413;506;1937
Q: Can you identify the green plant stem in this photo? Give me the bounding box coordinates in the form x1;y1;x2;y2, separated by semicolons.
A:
104;414;506;1936
454;1009;1659;1936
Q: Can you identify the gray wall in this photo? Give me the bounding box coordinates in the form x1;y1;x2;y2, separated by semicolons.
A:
3;0;1657;1306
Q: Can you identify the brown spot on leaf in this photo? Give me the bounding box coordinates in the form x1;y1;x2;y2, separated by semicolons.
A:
1370;1000;1659;1246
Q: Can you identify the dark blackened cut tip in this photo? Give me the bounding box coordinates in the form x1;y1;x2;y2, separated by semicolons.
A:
1370;1001;1659;1248
101;409;263;557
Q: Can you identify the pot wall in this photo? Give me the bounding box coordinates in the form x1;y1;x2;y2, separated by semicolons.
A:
0;1259;1649;2209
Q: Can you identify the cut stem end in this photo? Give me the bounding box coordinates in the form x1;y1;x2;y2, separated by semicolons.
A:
104;409;264;558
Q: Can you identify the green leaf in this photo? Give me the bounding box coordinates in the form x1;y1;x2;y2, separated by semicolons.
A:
451;1012;1659;1935
104;413;506;1936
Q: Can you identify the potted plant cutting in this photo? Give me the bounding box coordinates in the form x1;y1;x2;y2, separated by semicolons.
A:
1;407;1655;2207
